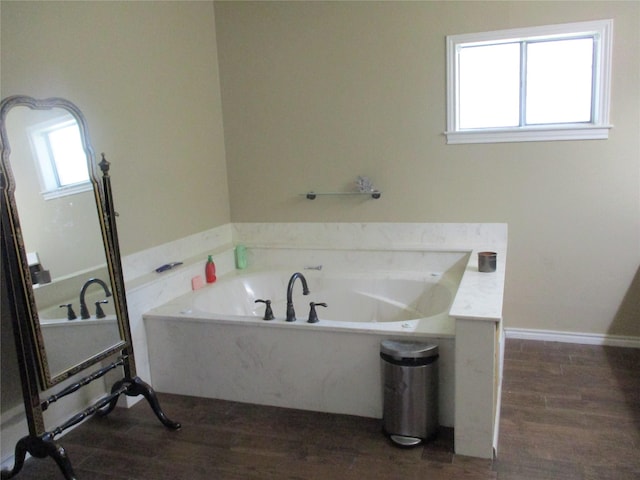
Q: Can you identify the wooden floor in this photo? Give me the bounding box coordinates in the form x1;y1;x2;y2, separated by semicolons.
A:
9;339;640;479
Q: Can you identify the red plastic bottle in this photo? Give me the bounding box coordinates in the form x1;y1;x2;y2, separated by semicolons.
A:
205;255;216;283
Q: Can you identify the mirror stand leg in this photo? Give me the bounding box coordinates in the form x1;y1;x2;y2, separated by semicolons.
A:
99;376;181;430
1;434;77;480
127;377;182;430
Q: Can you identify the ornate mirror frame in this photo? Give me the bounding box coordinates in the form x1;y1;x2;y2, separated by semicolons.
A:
0;95;129;389
1;96;180;480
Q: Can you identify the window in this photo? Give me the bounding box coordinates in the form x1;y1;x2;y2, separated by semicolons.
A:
445;20;613;144
28;115;91;200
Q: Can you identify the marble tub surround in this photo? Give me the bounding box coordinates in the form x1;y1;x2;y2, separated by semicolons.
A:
450;247;506;321
241;246;470;277
143;246;469;428
145;293;457;430
116;224;237;404
143;222;507;459
122;223;234;288
232;222;507;251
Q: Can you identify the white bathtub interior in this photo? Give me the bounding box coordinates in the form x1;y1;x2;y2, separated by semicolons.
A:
192;270;455;322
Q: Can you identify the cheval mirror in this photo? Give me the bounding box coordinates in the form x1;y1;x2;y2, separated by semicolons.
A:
0;95;180;480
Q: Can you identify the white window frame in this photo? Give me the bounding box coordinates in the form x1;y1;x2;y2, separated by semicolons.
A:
445;19;613;144
27;115;92;200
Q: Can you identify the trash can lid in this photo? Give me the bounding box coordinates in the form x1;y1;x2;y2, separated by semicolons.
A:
380;340;438;360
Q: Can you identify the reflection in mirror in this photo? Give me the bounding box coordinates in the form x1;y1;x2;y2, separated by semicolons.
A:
6;107;104;281
1;98;124;383
2;96;180;479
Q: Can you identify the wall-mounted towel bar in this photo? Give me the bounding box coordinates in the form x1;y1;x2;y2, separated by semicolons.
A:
303;191;381;200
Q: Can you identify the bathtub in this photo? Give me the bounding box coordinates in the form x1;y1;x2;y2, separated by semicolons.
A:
144;248;468;426
180;268;460;335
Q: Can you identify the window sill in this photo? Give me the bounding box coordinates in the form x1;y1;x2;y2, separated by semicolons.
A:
445;124;613;145
42;182;93;201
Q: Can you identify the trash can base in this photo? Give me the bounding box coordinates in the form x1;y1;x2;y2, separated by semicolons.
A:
389;434;422;447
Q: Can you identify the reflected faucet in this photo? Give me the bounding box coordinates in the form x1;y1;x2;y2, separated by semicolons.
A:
79;278;112;319
286;272;310;322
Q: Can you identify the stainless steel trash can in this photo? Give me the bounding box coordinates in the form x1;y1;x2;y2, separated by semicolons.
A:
380;340;439;447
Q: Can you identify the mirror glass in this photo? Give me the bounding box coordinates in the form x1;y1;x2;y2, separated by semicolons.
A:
1;97;125;384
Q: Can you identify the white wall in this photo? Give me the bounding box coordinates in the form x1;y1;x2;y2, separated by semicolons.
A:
214;1;640;338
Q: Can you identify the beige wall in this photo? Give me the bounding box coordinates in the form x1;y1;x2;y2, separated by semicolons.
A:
1;1;230;255
0;0;638;463
215;1;640;337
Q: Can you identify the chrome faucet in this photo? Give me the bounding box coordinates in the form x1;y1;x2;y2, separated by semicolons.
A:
286;272;310;322
79;278;112;319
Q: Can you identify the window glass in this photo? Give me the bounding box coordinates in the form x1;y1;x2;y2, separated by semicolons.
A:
459;42;520;129
47;122;89;186
525;38;594;125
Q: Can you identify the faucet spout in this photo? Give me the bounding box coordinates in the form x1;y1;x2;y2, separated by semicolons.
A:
79;278;112;319
286;272;310;322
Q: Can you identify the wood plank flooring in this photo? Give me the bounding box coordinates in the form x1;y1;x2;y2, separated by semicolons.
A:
7;339;640;479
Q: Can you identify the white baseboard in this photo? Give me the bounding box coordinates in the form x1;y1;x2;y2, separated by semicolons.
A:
505;328;640;349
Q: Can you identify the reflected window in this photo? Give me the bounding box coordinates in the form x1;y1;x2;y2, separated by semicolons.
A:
28;115;91;200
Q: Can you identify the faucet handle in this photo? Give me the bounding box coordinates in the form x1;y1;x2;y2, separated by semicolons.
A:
59;304;77;321
308;302;327;323
95;300;109;319
255;299;275;320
